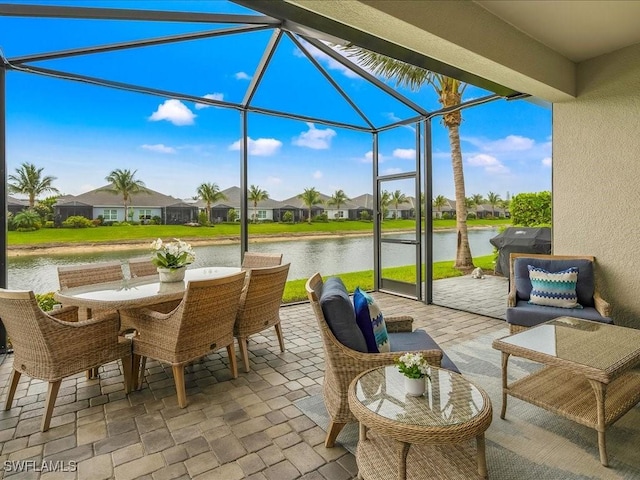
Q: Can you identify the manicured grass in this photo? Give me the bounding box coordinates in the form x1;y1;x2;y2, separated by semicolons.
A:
282;254;496;303
9;218;510;246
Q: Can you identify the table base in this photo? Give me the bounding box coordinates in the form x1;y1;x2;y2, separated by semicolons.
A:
501;362;640;466
356;430;487;480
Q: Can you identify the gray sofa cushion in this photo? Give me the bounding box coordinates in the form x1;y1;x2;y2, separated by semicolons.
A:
319;277;368;352
390;329;459;374
514;257;595;307
506;301;613;328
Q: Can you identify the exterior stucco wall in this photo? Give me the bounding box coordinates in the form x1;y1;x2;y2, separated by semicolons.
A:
553;43;640;328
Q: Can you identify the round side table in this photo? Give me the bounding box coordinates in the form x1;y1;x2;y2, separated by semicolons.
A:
348;365;492;479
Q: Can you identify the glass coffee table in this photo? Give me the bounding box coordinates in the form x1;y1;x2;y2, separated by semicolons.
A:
348;365;492;479
492;316;640;467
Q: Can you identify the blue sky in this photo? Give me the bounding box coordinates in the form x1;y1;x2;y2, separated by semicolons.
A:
1;0;551;203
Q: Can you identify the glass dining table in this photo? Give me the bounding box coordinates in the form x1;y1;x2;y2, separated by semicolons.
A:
54;267;243;310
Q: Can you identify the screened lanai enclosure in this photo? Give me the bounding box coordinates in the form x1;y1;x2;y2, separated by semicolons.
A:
0;1;533;348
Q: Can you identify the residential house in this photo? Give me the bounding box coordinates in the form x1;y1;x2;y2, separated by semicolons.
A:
54;184;199;225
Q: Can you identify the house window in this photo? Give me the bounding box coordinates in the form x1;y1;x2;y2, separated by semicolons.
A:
103;209;117;221
138;209;152;220
336;211;344;218
257;210;267;219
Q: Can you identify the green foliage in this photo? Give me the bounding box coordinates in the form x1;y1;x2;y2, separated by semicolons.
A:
44;221;54;228
359;210;371;221
467;212;477;220
35;292;58;311
282;211;294;223
227;208;238;222
313;213;329;223
62;215;95;228
198;211;210;226
510;191;551;226
151;215;162;225
13;209;42;230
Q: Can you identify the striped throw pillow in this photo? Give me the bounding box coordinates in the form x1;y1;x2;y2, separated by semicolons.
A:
528;265;583;309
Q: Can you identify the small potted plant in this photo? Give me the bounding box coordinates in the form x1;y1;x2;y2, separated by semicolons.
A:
150;238;195;283
396;352;431;396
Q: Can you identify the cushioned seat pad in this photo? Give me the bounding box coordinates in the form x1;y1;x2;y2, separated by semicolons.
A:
506;300;613;328
390;329;459;374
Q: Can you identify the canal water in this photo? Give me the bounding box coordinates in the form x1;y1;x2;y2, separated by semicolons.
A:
10;229;498;294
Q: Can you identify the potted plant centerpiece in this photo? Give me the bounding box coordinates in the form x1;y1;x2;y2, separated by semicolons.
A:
150;238;195;283
396;352;431;396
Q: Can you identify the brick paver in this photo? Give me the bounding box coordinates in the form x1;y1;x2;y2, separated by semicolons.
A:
0;292;506;479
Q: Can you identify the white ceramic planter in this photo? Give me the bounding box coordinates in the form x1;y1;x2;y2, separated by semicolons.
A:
404;376;426;396
157;266;186;283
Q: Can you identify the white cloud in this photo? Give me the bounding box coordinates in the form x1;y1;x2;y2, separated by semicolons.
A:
542;157;552;167
393;148;416;159
141;144;176;154
265;176;282;185
148;99;196;126
382;167;403;175
361;151;385;164
467;153;510;174
313;170;323;179
195;93;224;110
228;137;282;156
235;71;251;80
464;134;535;152
292;123;337;149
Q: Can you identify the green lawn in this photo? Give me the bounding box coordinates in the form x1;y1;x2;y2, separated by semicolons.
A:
9;218;510;246
282;254;496;303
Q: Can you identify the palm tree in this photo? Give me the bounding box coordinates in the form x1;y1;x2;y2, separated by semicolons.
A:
196;182;227;223
433;195;447;218
328;189;350;219
487;191;501;218
102;169;146;222
471;194;485;218
380;190;391;221
342;46;474;270
8;162;59;208
298;187;322;224
498;198;511;218
248;185;269;223
390;190;408;219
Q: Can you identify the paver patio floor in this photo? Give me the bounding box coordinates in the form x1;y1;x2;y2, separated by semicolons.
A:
0;291;507;480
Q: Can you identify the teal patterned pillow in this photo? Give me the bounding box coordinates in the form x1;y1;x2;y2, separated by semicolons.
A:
353;289;390;352
528;265;583;309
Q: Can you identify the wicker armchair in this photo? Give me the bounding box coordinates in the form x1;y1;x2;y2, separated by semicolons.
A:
128;257;158;278
130;271;246;408
234;263;290;372
241;252;283;269
305;273;445;447
507;253;613;334
0;290;132;432
57;261;126;377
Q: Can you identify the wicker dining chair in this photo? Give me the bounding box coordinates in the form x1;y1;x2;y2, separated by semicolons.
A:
234;263;290;372
130;271;246;408
241;252;283;270
305;273;447;447
0;289;132;432
127;257;158;278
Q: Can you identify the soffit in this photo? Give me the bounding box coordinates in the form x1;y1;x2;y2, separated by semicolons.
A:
475;0;640;62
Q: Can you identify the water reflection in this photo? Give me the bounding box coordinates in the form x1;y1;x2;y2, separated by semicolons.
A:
9;229;497;293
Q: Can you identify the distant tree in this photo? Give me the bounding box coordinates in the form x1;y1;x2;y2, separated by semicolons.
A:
498;198;511;217
298;187;323;224
471;194;485;217
390;190;408;219
8;162;59;208
227;208;238;223
380;190;392;221
328;189;350;219
248;185;269;223
433;195;447;218
487;191;501;218
197;182;226;224
510;191;551;226
32;195;59;223
102;169;147;222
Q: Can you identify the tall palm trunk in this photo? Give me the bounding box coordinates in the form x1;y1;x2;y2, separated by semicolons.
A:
442;86;474;270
